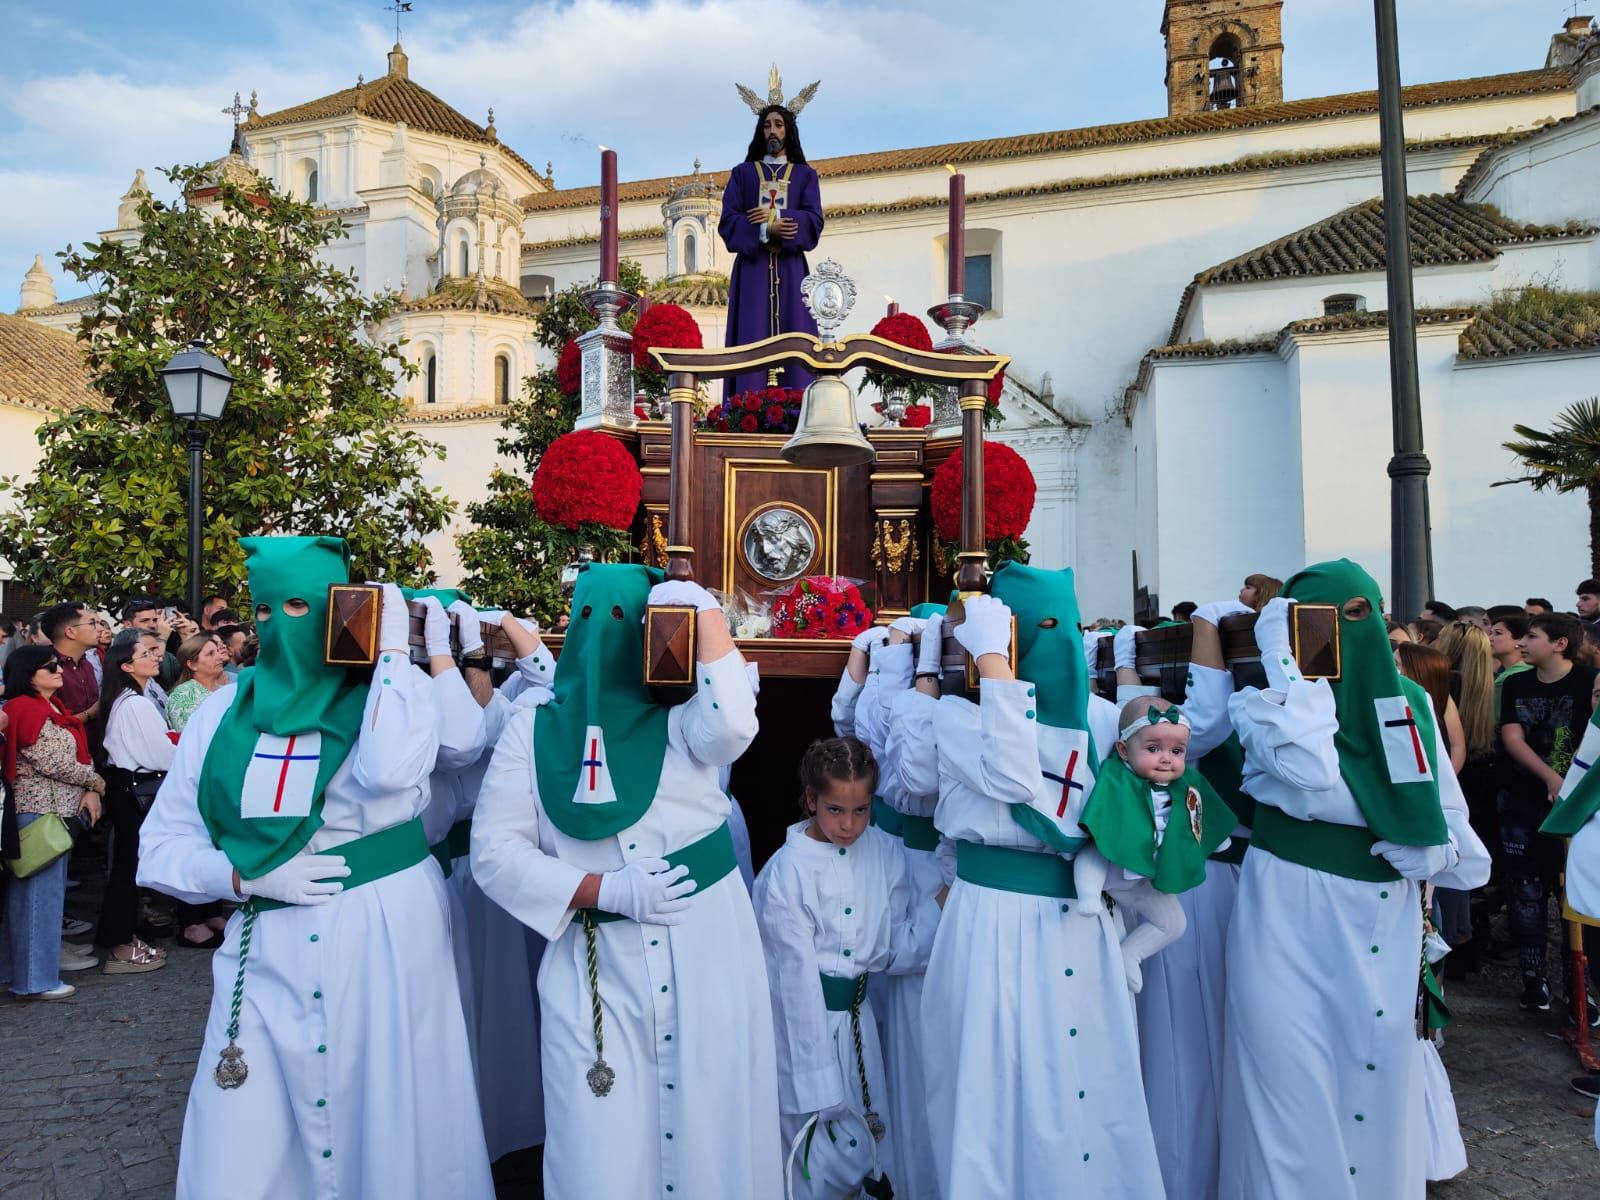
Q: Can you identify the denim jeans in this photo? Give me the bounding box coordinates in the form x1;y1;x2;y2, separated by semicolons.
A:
0;813;70;995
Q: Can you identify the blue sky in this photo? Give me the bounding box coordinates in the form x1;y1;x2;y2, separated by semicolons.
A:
0;0;1564;311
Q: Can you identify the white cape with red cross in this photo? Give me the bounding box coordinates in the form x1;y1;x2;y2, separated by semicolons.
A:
241;731;323;819
572;725;619;806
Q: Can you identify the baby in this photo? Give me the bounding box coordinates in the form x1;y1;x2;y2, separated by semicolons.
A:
1073;696;1238;992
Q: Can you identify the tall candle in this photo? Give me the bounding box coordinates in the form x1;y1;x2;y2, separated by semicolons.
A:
599;146;618;285
636;292;651;318
887;298;899;316
947;166;966;297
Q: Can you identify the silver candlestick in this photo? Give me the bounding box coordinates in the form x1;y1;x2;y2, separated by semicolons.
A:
927;295;987;432
576;281;639;431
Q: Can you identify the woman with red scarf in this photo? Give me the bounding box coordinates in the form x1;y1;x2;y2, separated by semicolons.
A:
1;643;104;1000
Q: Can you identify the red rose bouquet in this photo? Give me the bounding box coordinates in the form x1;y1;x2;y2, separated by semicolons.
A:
701;386;805;435
555;338;583;397
863;313;942;420
532;430;642;530
930;441;1035;564
770;576;875;639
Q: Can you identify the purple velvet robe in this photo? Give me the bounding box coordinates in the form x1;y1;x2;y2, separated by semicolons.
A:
717;159;824;398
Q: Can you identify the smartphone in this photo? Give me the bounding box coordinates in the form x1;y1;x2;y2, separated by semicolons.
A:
163;606;177;623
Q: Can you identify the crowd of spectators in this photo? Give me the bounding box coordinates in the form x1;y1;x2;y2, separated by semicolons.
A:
0;593;254;999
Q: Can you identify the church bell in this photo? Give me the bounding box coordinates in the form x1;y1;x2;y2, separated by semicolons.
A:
780;375;876;467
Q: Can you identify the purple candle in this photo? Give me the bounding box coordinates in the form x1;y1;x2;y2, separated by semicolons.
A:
599;146;618;285
947;166;965;297
887;298;899;316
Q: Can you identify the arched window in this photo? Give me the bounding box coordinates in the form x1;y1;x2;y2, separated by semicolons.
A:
425;353;438;404
420;177;435;198
1206;35;1243;110
1323;293;1367;317
457;236;470;278
306;168;319;204
494;353;512;404
683;231;698;275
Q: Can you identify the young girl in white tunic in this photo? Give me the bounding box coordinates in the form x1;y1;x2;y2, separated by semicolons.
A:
754;736;932;1200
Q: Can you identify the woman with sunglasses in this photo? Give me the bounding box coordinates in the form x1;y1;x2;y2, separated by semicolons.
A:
0;644;104;1000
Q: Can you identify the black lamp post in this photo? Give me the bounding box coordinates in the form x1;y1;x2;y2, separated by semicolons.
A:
160;341;233;620
1374;0;1435;621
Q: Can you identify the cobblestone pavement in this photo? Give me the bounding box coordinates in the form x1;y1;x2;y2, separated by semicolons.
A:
3;884;1595;1198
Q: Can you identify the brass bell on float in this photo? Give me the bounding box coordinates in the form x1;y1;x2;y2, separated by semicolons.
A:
780;374;876;467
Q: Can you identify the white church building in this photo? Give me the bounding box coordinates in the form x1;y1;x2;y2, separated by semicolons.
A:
13;4;1600;617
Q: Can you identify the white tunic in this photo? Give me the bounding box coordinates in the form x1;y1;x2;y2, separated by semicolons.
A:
426;664;548;1161
754;821;932;1199
137;661;493;1200
1561;811;1600;1152
471;649;782;1199
1137;661;1241;1200
1218;678;1490;1199
872;644;946;1200
889;676;1164;1199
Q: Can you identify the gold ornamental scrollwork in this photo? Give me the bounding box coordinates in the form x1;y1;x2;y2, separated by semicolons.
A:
641;513;668;568
872;518;919;576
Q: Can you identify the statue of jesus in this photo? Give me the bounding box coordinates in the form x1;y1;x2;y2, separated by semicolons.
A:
718;68;824;398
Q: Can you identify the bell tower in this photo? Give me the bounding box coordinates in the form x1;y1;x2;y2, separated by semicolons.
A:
1162;0;1284;117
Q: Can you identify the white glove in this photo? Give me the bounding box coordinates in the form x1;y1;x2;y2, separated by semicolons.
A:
745;662;761;697
1370;839;1456;882
516;616;539;635
597;857;698;925
1112;624;1145;672
448;599;486;655
1193;599;1250;628
889;616;927;642
420;596;452;658
646;580;720;613
916;614;945;676
1254;596;1302;689
239;854;351;907
378;582;410;653
852;625;891;654
953;594;1013;662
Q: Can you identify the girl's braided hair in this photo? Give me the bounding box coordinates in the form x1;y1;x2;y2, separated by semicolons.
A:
798;735;878;810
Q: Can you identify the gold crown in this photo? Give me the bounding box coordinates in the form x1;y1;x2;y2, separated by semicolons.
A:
736;63;820;117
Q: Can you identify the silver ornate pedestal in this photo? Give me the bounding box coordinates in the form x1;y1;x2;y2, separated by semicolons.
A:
576;281;638;432
927;295;987;434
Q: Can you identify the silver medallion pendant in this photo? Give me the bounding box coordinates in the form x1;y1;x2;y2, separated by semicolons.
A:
587;1057;616;1098
214;1041;248;1090
865;1109;886;1142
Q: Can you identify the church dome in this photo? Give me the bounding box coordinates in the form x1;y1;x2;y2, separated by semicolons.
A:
449;165;510;201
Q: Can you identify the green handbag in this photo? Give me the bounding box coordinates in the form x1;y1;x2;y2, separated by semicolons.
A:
5;813;75;880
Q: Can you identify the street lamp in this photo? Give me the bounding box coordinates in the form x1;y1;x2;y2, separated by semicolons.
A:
160;340;233;620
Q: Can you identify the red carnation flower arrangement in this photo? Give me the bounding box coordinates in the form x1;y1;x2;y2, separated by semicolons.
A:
863;313;941;420
984;364;1006;428
630;302;703;406
930;441;1036;565
770;576;874;640
902;404;932;429
701;386;805;435
555;339;583;397
532;430;642;531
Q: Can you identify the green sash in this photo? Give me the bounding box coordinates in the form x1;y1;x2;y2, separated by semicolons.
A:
1250;803;1401;883
584;822;737;923
1197;733;1255;831
1079;757;1236;893
1283;561;1447;847
197;537;368;880
533;565;669;841
955;839;1078;899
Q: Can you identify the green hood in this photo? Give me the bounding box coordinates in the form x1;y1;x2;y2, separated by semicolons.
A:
198;536;369;878
1283;559;1446;847
534;564;669;840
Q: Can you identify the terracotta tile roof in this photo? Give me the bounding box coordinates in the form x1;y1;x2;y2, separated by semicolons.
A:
1195;194;1591;285
16;295;96;319
1454;104;1600;199
395;277;541;318
248;70;540;180
523;136;1488;257
521;67;1571;213
1282;307;1481;336
1459;295;1600;359
0;313;110;414
646;275;730;308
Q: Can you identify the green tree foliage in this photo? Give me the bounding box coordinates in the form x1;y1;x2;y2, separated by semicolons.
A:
0;164;453;610
1497;395;1600;577
455;261;648;622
